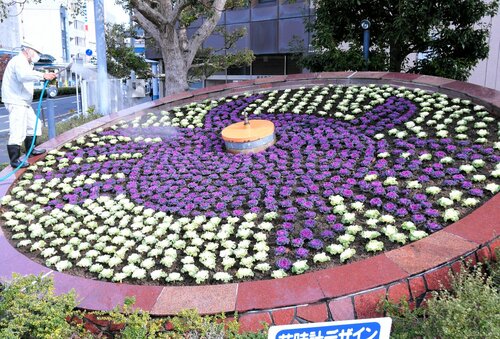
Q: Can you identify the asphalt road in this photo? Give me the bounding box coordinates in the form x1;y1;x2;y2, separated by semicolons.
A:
0;95;80;164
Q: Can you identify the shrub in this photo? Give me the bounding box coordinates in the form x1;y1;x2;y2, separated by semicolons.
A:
0;274;80;339
33;87;76;100
37;111;103;145
383;259;500;338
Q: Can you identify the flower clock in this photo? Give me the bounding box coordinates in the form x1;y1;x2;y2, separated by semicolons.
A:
2;84;500;285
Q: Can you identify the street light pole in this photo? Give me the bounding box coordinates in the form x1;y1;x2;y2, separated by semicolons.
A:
361;19;371;71
94;0;109;115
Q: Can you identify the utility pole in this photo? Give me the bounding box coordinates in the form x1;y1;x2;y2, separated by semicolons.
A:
94;0;109;115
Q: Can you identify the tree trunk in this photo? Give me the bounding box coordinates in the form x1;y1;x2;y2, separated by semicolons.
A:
162;52;189;96
389;44;403;73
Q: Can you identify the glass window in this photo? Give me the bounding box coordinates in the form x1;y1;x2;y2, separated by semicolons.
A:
227;65;251;75
252;54;285;75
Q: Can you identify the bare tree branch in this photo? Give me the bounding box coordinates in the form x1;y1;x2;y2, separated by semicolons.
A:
130;0;167;26
186;0;226;64
159;0;173;20
133;10;161;43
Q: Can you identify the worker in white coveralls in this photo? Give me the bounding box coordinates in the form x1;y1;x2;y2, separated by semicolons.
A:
1;42;57;168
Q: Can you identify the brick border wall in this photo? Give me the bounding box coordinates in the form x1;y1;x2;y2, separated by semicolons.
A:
1;72;499;331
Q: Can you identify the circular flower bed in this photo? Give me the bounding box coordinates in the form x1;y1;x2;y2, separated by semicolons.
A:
1;84;500;285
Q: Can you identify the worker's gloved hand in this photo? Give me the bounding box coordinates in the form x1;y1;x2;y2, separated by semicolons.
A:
43;73;57;81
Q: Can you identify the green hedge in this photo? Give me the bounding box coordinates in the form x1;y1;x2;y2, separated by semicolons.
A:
32;86;76;100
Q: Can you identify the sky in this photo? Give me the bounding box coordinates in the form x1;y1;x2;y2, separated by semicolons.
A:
104;1;130;24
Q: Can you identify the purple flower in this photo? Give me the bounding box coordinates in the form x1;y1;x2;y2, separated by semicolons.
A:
275;246;287;256
308;239;324;250
424;208;440;217
369;198;383;207
291;238;304;247
276;236;290;246
276;258;292;271
332;223;345;232
426;222;442;231
469;188;484;197
412;214;426;224
300;228;314;240
295;248;309;258
320;230;335;239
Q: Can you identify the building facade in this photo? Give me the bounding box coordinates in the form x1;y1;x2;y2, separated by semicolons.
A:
468;11;500;91
146;0;315;87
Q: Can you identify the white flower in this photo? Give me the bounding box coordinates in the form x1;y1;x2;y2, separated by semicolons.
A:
364;173;378;181
389;233;408;244
449;190;463;201
292;260;309;274
364;209;380;218
365;240;384;252
128;253;142;264
329;195;344;206
382;225;398;236
313;253;331;263
222;257;236;269
340;248;356;262
237;228;253;239
253;250;268;261
350;202;364;211
252;231;267;241
40;247;57;258
419;153;432;161
461;198;479;207
407;181;422;189
55;260;73;272
236;268;254;278
243;213;258;222
341;212;356;224
361;231;381;239
443;208;460;222
346;225;363;235
89;263;104;273
213;272;233;282
271;270;288;279
194;270;210;284
485;183;500;194
472;175;486;182
401;221;416;231
131;268;147;279
141;258;156;269
426;186;441;195
326;244;345;255
440;156;454;164
409;230;428;241
112;273;129;282
254;263;271;272
263;212;278;221
472;159;485;168
380;214;395;224
459;164;476;173
337;234;355;245
99;269;114;279
166;272;183;282
333;204;347;215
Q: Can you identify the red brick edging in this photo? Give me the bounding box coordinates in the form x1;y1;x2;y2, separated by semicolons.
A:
1;72;499;333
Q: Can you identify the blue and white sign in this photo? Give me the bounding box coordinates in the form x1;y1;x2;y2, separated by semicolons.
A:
85;49;93;56
268;317;392;339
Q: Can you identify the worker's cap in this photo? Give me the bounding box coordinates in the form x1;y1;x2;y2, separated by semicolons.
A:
21;41;43;54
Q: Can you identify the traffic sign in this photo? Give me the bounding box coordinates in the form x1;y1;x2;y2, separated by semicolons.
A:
85;49;93;56
268;317;392;339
